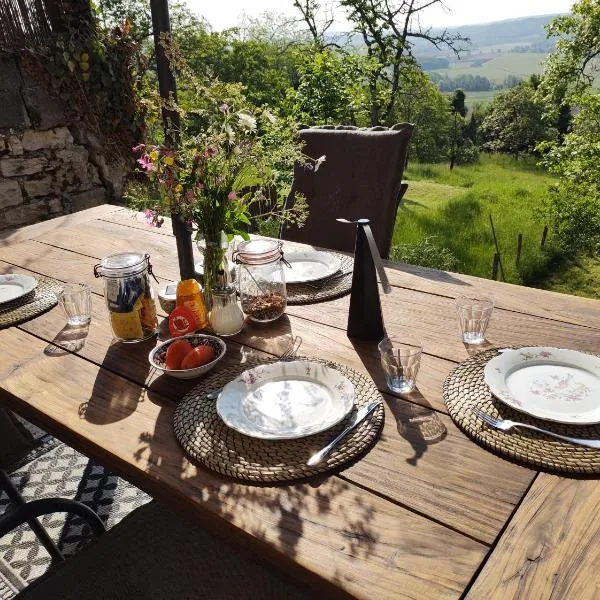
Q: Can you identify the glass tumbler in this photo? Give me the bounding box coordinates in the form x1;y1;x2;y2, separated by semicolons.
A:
455;296;494;344
57;283;92;326
378;338;423;394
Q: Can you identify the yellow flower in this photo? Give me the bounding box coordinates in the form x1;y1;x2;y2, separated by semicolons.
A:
175;184;183;195
164;156;174;166
149;151;159;161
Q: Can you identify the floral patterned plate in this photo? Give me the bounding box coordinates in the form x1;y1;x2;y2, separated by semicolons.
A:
484;347;600;424
0;274;37;304
216;361;355;439
282;252;342;284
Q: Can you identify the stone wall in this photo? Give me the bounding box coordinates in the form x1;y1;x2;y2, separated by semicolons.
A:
0;55;128;232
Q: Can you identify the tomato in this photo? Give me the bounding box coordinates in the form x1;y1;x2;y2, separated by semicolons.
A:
165;339;193;370
180;345;216;370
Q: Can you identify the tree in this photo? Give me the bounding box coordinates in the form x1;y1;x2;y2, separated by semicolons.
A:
392;69;454;163
537;0;600;254
295;0;468;126
289;50;368;124
480;83;551;155
448;89;467;169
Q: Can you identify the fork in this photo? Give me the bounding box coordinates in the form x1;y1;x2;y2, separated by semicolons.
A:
474;408;600;449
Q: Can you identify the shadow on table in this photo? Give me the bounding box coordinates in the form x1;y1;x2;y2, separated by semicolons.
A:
234;315;302;358
386;262;471;287
136;402;381;590
44;323;90;356
78;336;157;425
348;337;446;466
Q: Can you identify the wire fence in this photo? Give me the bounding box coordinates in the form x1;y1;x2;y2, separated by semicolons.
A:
0;0;89;52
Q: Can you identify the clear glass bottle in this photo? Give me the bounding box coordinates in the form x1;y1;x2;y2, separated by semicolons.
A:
234;240;287;323
94;252;158;342
210;285;244;336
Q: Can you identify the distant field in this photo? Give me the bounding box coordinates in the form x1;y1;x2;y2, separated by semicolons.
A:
463;90;497;105
430;52;548;85
393;155;599;298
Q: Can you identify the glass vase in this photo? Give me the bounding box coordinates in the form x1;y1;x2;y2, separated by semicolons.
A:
197;232;230;310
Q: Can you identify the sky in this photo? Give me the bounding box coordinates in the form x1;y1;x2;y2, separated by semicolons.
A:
183;0;574;31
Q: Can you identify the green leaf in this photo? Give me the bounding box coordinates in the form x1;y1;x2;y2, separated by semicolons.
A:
231;164;262;192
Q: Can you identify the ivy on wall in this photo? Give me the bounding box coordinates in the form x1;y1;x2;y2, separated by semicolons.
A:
12;0;145;162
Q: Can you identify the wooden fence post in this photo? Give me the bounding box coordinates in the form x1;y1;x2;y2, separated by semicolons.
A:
541;226;549;248
491;253;500;281
489;214;506;282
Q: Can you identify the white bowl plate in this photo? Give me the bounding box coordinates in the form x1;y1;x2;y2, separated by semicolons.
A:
149;334;226;379
0;274;37;304
282;251;342;284
217;360;355;439
484;347;600;424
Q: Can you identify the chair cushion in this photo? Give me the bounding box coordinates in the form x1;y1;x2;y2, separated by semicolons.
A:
17;501;312;600
281;124;413;258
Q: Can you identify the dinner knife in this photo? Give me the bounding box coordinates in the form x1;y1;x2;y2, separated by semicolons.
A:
306;402;380;466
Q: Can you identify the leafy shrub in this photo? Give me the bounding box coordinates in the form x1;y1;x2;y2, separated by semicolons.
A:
545;182;600;255
455;139;479;165
391;236;460;271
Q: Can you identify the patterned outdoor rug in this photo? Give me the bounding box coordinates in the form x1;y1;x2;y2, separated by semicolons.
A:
0;415;151;599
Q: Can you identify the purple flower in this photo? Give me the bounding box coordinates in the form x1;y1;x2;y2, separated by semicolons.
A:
219;103;230;113
137;154;153;171
131;143;145;153
204;145;217;158
227;191;237;201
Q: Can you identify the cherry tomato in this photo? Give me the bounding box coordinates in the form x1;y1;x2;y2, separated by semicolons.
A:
180;345;216;370
165;339;193;370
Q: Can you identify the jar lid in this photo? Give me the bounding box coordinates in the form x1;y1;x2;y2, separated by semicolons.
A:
95;253;148;278
235;240;282;265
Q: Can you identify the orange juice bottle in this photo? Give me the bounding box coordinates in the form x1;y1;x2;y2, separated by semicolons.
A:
176;279;208;329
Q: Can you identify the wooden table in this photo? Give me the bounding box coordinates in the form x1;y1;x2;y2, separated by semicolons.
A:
0;205;599;599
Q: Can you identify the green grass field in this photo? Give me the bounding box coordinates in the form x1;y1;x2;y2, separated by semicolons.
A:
431;52;548;85
393;155;599;299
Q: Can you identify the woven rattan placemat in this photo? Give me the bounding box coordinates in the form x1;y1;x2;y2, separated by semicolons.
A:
173;357;384;483
286;254;353;305
0;275;62;329
443;347;600;474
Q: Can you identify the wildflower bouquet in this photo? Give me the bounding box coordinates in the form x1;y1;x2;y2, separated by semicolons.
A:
130;81;314;299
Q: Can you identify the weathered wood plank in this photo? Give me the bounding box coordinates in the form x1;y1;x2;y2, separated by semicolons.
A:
0;204;124;248
102;208;600;329
0;258;454;414
0;262;533;544
12;221;600;366
286;293;600;362
466;474;600;600
0;327;486;600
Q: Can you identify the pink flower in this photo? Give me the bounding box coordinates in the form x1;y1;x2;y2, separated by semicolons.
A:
131;143;145;153
219;103;230;113
185;190;195;200
227;191;237;201
144;209;157;227
136;154;153;171
196;182;205;190
204;145;217;158
144;208;163;228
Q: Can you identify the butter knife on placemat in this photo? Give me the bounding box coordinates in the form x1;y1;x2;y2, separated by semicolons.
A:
307;402;379;466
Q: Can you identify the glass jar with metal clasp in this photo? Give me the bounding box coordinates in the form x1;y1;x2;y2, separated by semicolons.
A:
234;240;287;323
94;252;158;342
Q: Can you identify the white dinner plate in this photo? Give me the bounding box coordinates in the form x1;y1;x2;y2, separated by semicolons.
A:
216;360;355;439
0;274;37;304
283;251;342;284
484;347;600;424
